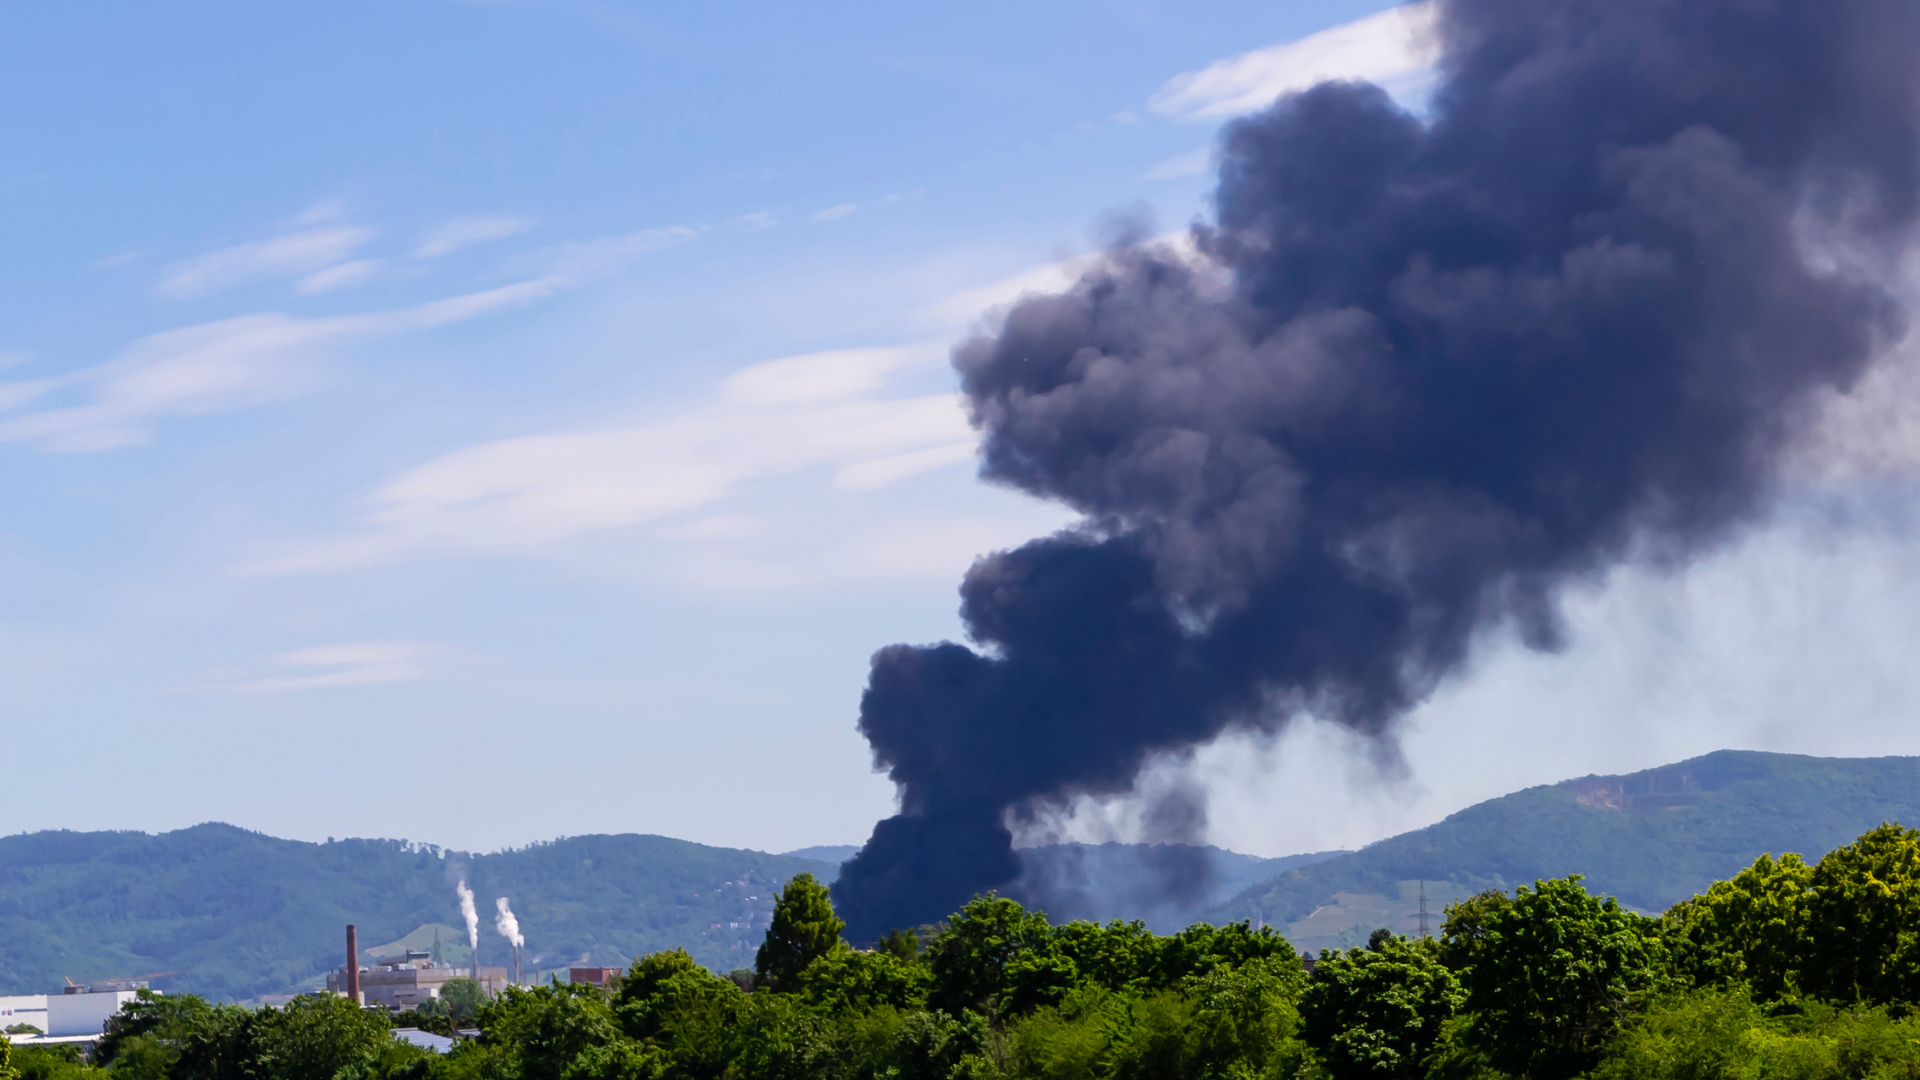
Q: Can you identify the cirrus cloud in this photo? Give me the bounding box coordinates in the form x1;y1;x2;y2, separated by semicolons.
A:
1150;2;1439;121
414;215;535;258
243;343;980;574
157;225;376;299
0;279;558;452
177;641;440;695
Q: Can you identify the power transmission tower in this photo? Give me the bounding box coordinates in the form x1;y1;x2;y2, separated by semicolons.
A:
1417;881;1431;939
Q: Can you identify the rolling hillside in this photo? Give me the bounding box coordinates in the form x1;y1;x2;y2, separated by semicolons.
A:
7;750;1918;1002
1208;750;1920;953
0;826;836;1002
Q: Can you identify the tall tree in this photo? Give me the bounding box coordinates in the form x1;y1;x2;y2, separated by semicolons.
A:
756;873;846;992
1461;876;1670;1080
1802;823;1920;1005
922;895;1054;1015
1301;934;1463;1080
1662;852;1813;1000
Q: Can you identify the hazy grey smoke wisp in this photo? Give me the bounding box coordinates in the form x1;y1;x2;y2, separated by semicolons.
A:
832;0;1920;940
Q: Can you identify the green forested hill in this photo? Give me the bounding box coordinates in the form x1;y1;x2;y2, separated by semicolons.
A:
8;751;1917;1002
0;825;836;1002
1209;750;1920;953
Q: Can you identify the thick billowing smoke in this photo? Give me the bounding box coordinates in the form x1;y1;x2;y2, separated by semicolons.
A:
833;0;1920;939
495;897;524;949
457;878;480;950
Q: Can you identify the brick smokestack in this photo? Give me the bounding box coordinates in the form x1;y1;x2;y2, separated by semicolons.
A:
346;925;361;1003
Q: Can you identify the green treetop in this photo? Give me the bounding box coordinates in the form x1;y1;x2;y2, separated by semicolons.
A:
1802;822;1920;1005
755;872;846;992
1301;932;1463;1080
1459;875;1670;1080
1662;851;1813;1000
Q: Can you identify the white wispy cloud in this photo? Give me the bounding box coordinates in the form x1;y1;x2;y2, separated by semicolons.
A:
296;259;383;295
244;343;979;574
178;641;438;695
1150;1;1439;122
918;232;1205;330
0;280;556;452
289;199;352;225
740;211;777;230
1145;148;1214;181
920;254;1104;330
2;212;697;453
513;226;701;282
813;204;858;222
157;225;376;299
414;215;535;258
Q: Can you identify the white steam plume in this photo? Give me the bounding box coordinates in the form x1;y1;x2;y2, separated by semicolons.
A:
494;897;524;948
456;878;479;949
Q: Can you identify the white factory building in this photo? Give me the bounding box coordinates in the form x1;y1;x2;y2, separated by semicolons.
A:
0;982;146;1044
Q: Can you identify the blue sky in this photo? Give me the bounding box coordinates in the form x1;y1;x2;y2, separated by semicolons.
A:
7;0;1920;859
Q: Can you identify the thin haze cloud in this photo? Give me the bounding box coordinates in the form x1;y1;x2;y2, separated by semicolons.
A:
1149;1;1439;121
178;641;437;695
0;213;711;454
296;259;382;295
1145;149;1213;180
813;204;857;222
0;280;556;452
241;343;976;574
512;226;701;283
414;216;534;258
157;226;375;299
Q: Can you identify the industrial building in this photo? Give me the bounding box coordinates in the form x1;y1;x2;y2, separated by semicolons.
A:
568;967;621;990
326;955;509;1009
0;982;147;1046
0;994;46;1035
328;925;508;1009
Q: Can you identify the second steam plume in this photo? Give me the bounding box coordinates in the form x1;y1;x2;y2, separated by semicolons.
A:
496;897;524;983
494;897;523;950
456;879;479;955
832;0;1920;939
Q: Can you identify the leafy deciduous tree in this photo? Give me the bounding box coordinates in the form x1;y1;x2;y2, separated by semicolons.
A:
1301;934;1464;1080
923;896;1056;1016
1802;822;1920;1006
1662;852;1812;1001
756;873;846;993
1461;876;1670;1080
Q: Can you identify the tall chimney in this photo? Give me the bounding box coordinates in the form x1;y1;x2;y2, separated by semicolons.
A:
346;925;361;1003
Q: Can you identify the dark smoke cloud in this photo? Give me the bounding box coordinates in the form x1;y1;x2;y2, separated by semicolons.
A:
832;0;1920;939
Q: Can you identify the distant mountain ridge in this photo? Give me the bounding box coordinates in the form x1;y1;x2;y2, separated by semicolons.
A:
0;826;838;1002
6;750;1916;1002
780;845;860;864
1011;842;1347;931
1207;750;1920;953
781;841;1350;931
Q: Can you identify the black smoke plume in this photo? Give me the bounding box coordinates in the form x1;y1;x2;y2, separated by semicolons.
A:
832;0;1920;939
